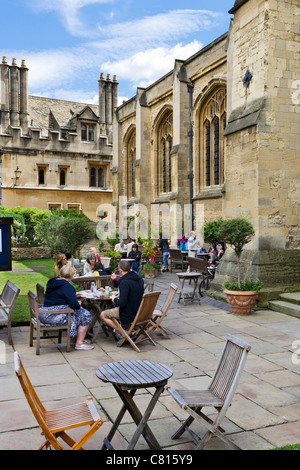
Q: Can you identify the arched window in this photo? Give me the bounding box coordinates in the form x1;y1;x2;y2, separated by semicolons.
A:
38;168;45;185
158;112;173;194
127;131;136;199
89;166;105;187
200;89;226;188
60;169;66;186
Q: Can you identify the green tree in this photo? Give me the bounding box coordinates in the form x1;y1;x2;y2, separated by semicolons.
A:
35;211;94;260
203;219;224;247
218;218;255;288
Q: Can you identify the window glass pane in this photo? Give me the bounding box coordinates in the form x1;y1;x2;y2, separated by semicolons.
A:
81;125;87;141
89;126;94;142
214;118;220;185
90;167;96;187
205;122;211;186
38;168;44;185
98;168;104;187
60;170;66;186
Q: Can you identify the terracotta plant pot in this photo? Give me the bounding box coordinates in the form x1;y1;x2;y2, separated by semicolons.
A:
143;268;159;279
225;289;258;316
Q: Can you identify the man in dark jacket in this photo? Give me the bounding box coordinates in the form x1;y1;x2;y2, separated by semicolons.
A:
100;260;144;340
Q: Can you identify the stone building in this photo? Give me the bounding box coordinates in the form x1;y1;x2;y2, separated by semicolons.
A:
0;59;118;221
112;0;300;303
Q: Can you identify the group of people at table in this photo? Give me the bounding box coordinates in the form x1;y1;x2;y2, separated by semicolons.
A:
41;249;144;351
40;232;225;351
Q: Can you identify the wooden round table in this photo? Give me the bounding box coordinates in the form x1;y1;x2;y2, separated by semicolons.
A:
96;360;173;450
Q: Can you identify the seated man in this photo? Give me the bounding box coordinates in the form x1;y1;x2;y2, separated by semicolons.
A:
100;260;144;343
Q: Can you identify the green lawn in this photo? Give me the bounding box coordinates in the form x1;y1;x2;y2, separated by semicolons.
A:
0;259;55;323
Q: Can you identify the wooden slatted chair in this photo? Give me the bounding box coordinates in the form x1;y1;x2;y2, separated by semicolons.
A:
148;283;178;339
169;249;189;272
14;351;103;450
143;279;154;292
28;291;73;355
187;257;215;296
167;334;251;450
36;283;45;306
0;280;20;346
112;291;161;353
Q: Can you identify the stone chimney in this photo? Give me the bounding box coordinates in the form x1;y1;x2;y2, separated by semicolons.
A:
19;59;29;132
98;72;118;139
10;58;20;127
0;56;29;133
0;56;10;132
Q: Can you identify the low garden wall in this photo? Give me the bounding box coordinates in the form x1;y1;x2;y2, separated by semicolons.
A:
12;246;52;260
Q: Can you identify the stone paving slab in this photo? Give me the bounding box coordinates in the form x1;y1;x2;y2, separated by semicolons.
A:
0;270;300;451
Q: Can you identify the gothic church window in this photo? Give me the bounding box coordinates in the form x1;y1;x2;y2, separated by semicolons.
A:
200;89;226;188
158;112;173;195
127;131;136;199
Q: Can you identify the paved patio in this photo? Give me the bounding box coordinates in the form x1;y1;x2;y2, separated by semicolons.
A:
1;270;300;451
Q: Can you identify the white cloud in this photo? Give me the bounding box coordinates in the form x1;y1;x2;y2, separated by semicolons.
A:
101;41;203;90
1;7;226;103
29;0;115;36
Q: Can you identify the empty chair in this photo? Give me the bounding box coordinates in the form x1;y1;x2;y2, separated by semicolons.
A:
167;334;251;450
0;280;20;346
112;291;161;353
14;351;103;450
187;257;215;296
28;290;73;355
144;279;154;292
169;249;189;272
148;283;178;339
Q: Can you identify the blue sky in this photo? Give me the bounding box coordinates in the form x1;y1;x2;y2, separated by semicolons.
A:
1;0;235;105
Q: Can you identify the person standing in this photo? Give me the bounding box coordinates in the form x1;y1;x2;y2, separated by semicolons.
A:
159;232;170;272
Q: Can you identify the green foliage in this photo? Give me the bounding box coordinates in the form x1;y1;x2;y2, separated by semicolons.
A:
204;219;224;246
218;218;255;259
224;280;263;292
35;211;94;255
106;232;120;247
0;208;26;239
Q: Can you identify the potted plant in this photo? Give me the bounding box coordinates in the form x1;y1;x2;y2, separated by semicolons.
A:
218;218;262;315
141;240;159;278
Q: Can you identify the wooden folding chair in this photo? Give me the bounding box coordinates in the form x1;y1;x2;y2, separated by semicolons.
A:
0;280;20;346
148;283;178;339
28;291;73;355
14;351;103;450
112;291;161;353
167;334;251;450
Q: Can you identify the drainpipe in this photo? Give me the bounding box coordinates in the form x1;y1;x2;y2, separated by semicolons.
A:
187;80;194;231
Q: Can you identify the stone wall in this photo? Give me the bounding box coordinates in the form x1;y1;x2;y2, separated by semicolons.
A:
12;246;51;260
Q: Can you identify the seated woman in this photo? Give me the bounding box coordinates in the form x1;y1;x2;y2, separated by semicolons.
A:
54;253;68;277
84;253;111;276
128;243;142;271
39;265;94;350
